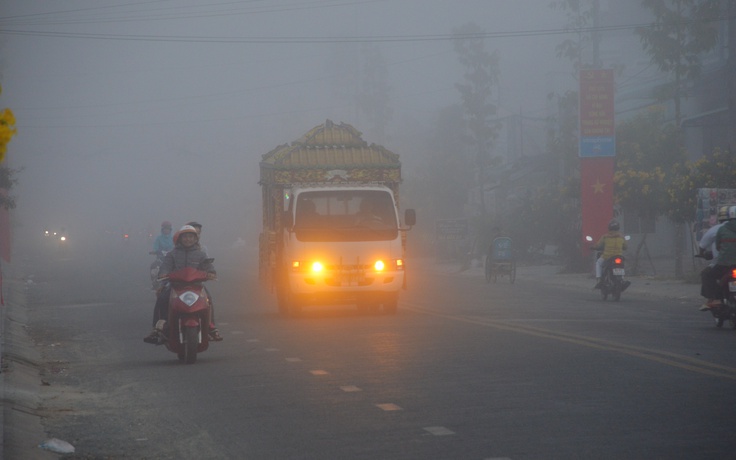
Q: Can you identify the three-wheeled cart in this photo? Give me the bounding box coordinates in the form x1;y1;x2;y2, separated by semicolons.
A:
485;236;516;284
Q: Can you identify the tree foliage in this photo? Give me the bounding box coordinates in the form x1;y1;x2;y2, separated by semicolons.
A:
356;45;392;144
549;0;598;71
0;85;16;164
0;84;18;209
637;0;722;125
613;110;681;219
452;22;501;215
666;148;736;223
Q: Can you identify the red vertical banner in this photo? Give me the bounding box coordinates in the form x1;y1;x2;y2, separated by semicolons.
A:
580;69;615;256
580;157;615;254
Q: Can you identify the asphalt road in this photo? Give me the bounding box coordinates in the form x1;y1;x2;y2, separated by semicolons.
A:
4;244;736;459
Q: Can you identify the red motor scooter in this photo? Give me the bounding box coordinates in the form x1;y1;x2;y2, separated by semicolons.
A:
155;261;214;364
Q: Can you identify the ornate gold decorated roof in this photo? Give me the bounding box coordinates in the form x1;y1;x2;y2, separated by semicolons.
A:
261;120;400;169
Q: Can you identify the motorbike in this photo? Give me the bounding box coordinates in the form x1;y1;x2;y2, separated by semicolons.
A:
708;264;736;329
154;260;215;364
149;250;168;291
586;235;631;301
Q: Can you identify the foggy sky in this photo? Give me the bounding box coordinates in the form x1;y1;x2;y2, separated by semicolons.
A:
0;0;576;257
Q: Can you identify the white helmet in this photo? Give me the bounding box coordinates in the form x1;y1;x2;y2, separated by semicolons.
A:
727;205;736;221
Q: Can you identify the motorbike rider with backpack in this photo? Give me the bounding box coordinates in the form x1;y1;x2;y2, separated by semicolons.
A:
697;206;730;311
592;219;630;291
700;206;736;310
144;225;223;343
153;221;174;253
149;221;174;290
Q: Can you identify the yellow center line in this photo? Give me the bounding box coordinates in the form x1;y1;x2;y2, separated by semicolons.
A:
403;303;736;380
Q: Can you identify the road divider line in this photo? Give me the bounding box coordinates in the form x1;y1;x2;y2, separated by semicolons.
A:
403;303;736;380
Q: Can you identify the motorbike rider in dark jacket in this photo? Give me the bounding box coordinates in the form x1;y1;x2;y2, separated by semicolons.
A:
144;225;223;343
701;206;736;310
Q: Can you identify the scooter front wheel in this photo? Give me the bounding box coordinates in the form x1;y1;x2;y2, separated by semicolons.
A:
183;326;199;364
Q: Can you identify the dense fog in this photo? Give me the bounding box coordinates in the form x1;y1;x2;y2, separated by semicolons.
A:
0;0;575;264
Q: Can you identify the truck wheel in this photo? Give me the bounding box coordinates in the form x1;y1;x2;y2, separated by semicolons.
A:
383;293;398;315
278;289;301;317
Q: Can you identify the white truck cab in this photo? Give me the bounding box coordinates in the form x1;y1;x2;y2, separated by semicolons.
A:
279;185;414;314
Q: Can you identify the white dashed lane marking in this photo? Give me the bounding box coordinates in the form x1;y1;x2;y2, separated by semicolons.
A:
375;403;402;411
310;370;329;375
285;357;302;362
339;385;362;392
423;426;455;436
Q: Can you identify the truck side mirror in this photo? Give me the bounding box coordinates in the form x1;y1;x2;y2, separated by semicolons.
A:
404;209;416;227
283;211;293;231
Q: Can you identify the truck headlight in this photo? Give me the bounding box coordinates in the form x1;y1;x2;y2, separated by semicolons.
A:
374;260;385;272
311;261;324;273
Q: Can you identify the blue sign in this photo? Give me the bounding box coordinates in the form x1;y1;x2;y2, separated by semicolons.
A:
580;136;615;157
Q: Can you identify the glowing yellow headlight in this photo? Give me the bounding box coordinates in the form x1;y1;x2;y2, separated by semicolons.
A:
374;260;385;271
311;261;324;273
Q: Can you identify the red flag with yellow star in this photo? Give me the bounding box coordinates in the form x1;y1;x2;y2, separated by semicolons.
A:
581;157;614;255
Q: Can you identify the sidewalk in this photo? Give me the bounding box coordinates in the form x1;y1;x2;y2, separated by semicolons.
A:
2;262;58;459
434;258;701;305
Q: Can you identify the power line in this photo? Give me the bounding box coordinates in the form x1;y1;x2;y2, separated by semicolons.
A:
1;15;730;44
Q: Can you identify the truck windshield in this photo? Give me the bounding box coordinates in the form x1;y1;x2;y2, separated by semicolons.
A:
293;190;398;242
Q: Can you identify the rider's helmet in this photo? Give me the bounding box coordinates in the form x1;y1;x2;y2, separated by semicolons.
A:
186;221;202;234
161;221;172;230
608;219;620;231
173;225;199;244
727;206;736;221
717;206;730;223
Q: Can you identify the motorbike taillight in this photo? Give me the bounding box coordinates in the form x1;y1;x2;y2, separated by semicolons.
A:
731;268;736;279
614;257;623;265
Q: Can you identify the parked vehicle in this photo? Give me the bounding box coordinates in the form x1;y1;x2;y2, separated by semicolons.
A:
154;261;215;364
259;120;415;316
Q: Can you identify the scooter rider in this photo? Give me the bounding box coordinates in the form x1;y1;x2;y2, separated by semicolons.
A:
700;206;736;310
144;225;223;343
184;221;219;332
697;206;729;311
153;221;174;254
592;219;630;290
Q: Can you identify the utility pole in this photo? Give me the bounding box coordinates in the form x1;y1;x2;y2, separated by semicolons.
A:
730;0;736;152
592;0;601;68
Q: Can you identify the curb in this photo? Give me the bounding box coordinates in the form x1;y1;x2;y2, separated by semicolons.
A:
2;275;58;459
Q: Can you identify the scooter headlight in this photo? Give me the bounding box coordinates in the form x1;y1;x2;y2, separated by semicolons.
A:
179;291;200;307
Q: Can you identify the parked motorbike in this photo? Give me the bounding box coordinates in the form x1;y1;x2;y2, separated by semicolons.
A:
586;235;631;301
708;265;736;329
154;260;215;364
149;250;168;291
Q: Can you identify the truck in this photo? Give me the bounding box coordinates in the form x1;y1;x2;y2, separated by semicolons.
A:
259;120;415;315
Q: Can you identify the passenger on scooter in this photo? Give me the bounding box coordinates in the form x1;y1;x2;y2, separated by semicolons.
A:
591;219;630;290
185;221;219;332
153;221;174;254
144;225;222;343
697;206;729;311
700;206;736;310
